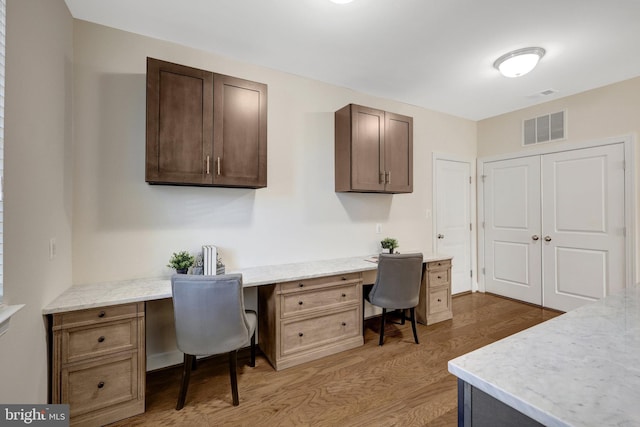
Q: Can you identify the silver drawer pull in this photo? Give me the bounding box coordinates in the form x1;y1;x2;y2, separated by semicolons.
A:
298;301;303;305
97;336;105;343
98;311;105;318
341;293;346;297
298;283;304;288
298;332;304;337
97;381;105;389
341;322;346;326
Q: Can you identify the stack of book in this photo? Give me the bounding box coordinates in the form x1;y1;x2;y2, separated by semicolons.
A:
202;245;218;275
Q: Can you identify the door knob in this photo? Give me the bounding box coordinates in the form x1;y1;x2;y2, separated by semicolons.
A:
532;235;540;241
544;236;552;242
437;234;444;239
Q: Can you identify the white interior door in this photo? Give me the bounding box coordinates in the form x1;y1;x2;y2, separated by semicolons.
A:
435;158;472;294
484;156;542;305
541;144;625;311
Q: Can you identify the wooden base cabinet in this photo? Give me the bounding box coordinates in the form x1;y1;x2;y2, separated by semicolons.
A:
258;273;364;370
417;259;453;325
51;303;145;427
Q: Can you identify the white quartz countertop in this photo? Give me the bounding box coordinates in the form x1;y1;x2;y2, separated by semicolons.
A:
448;284;640;427
43;253;451;315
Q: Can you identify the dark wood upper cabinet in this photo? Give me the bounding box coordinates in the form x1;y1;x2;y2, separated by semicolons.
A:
335;104;413;193
146;58;267;188
213;74;267;188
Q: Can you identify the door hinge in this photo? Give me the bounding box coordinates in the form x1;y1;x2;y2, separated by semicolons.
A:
469;176;472;184
482;267;485;275
470;223;472;231
470;269;473;278
482;222;485;229
481;175;487;182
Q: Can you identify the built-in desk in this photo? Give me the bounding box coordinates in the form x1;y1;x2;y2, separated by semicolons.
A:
43;254;452;426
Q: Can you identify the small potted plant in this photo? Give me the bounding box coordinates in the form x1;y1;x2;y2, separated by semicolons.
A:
380;237;398;254
167;251;195;274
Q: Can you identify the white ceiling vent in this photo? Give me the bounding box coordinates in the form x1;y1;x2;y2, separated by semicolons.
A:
523;110;566;146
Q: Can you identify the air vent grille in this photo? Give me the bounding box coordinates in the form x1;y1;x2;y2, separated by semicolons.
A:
523;110;565;146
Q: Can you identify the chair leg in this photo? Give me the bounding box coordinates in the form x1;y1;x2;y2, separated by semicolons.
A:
410;307;419;344
249;331;256;368
176;353;194;410
379;308;387;346
400;309;406;325
192;356;197;371
229;350;239;406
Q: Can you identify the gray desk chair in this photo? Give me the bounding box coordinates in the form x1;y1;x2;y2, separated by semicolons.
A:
171;274;256;409
366;253;423;346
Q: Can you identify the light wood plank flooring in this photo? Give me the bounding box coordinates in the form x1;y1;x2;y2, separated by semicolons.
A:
108;292;561;427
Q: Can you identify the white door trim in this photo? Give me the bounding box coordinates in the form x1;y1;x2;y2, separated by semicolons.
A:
477;135;636;295
433;152;478;292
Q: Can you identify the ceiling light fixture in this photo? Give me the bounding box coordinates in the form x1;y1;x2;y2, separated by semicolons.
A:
493;47;546;78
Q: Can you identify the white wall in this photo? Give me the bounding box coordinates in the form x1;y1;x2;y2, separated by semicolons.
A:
71;21;477;367
0;0;73;403
72;20;477;282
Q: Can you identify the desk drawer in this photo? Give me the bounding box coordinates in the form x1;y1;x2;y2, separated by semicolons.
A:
63;319;138;363
281;308;360;356
428;287;451;316
427;269;450;287
279;273;361;294
281;284;358;317
62;352;138;418
427;259;451;271
57;305;139;328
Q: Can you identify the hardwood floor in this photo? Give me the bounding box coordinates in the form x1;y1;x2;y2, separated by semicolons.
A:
108;293;561;427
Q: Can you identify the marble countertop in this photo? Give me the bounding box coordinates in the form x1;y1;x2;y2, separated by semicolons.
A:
448;284;640;427
43;253;451;315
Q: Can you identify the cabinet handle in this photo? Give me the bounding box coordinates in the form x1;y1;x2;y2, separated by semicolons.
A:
437;298;442;302
341;277;347;281
97;336;105;343
341;322;347;326
298;301;303;305
97;381;105;389
206;156;210;175
98;311;105;318
298;332;304;337
341;293;346;297
544;236;552;242
217;157;221;175
532;235;540;241
379;172;385;184
298;283;304;288
437;276;442;279
386;171;391;184
437;234;445;239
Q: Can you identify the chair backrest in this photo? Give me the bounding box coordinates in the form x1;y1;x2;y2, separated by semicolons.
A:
369;253;424;310
171;274;252;356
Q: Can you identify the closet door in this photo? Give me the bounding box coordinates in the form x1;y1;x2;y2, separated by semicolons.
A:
484;156;542;305
541;143;625;311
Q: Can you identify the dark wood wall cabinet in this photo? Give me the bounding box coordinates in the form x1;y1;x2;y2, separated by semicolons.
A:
146;58;267;188
335;104;413;193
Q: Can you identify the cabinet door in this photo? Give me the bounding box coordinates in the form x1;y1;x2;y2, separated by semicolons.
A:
213;74;267;188
146;58;213;185
384;112;413;193
350;105;385;192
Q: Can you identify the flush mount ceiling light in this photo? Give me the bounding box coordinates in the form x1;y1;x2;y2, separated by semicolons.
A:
493;47;546;78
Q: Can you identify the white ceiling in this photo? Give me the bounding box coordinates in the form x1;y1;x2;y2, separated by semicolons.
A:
64;0;640;121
